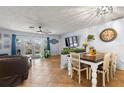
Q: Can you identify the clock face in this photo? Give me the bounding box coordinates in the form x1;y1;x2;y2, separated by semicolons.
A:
100;28;117;42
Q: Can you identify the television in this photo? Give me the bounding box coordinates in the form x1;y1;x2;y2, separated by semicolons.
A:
65;36;79;48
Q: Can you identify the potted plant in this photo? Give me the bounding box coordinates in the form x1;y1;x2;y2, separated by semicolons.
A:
87;34;95;42
44;48;50;58
87;35;95;52
83;40;88;52
82;35;95;52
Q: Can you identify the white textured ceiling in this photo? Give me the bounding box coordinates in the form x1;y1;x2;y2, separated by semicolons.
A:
0;6;124;35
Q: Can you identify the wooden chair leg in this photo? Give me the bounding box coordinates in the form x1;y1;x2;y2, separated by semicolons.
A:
113;67;116;76
111;66;115;79
86;68;88;80
89;68;91;80
113;67;115;79
110;67;113;79
107;71;109;82
78;71;81;84
71;70;73;78
102;72;105;87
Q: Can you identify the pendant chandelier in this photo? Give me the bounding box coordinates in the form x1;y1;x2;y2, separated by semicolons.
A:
96;6;113;16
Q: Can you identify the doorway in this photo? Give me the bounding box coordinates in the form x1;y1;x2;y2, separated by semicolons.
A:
16;35;47;58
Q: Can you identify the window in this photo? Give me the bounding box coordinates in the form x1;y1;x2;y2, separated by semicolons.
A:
65;36;78;48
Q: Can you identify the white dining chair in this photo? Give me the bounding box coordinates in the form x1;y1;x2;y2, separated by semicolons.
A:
97;52;111;87
88;52;111;86
70;52;89;84
110;52;117;79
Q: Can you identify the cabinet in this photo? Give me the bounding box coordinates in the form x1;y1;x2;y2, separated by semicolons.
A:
60;54;72;76
60;54;68;69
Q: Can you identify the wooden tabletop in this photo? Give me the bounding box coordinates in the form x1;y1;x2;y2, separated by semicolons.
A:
80;52;104;63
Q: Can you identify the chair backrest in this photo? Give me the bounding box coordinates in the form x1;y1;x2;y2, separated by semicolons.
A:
70;52;80;69
103;53;111;71
111;52;117;66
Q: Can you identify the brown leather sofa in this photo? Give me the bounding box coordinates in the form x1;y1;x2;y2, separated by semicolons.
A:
0;56;29;87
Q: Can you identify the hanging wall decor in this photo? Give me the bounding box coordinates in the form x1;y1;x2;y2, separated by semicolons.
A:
50;39;59;44
3;34;11;49
100;28;117;42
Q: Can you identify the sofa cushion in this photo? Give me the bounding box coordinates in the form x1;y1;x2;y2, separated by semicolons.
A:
0;56;29;86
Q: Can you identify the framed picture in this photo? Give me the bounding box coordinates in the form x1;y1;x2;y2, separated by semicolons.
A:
3;34;11;49
50;39;59;44
4;34;10;38
4;45;10;49
4;39;10;49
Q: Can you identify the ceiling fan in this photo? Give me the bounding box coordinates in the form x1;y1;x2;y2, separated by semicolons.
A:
29;25;51;34
37;26;51;34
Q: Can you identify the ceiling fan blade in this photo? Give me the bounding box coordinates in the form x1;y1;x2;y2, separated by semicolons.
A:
29;26;34;28
36;31;42;32
35;25;52;34
41;31;51;34
36;31;50;34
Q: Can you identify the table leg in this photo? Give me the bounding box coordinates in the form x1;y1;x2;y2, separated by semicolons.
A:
68;61;72;76
91;64;98;87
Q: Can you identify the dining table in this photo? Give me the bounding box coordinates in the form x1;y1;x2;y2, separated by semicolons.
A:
67;52;104;87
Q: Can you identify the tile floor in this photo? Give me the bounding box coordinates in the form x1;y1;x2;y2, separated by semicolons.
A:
18;56;124;87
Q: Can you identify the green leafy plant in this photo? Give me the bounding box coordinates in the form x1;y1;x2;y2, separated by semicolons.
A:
83;40;88;52
44;49;51;58
87;35;95;41
61;48;85;55
73;48;85;53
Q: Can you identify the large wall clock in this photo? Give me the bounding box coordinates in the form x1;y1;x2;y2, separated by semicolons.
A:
100;28;117;42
